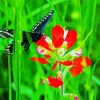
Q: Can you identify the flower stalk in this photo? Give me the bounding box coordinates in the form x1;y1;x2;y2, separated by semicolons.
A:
8;56;12;100
59;64;64;95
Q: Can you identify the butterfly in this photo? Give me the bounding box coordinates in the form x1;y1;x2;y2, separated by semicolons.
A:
0;10;54;55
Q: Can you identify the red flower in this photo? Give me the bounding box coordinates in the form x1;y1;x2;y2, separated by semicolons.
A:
60;56;91;76
30;57;48;64
41;71;63;88
30;25;91;76
35;25;77;50
48;76;63;88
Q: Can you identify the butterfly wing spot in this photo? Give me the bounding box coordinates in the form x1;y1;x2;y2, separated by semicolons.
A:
42;19;44;21
49;13;52;15
37;24;39;26
0;34;6;38
39;22;42;24
44;17;47;20
4;43;13;55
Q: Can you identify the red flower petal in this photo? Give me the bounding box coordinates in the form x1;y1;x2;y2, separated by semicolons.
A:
73;57;82;65
60;60;72;66
30;57;48;64
52;25;64;48
35;35;52;51
48;76;63;88
44;55;51;58
52;61;59;72
65;30;77;49
82;57;91;66
69;65;83;76
73;57;91;67
52;38;64;48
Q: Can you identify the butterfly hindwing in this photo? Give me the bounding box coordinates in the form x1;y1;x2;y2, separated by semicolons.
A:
4;42;13;55
0;30;13;38
21;31;32;51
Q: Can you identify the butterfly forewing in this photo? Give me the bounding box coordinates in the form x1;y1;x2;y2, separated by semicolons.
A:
32;10;54;33
31;10;54;42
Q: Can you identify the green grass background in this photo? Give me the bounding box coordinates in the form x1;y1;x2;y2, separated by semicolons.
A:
0;0;100;100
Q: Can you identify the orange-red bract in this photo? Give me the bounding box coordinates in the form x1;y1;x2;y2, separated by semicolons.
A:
48;76;63;88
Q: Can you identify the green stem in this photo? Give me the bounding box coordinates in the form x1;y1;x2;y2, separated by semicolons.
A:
72;30;92;51
8;56;12;100
59;64;64;95
5;0;12;99
12;0;22;99
5;0;8;27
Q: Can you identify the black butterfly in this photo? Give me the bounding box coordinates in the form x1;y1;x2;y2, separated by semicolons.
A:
0;10;54;55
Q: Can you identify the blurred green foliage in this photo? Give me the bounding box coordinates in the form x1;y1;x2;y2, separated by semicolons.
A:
0;0;100;100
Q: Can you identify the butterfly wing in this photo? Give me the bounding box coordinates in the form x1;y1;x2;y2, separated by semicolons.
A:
0;30;13;55
31;10;54;42
22;10;54;50
4;42;13;55
0;30;13;38
1;10;54;54
21;31;32;51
